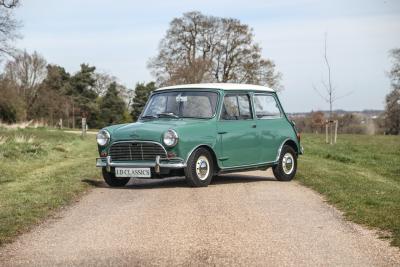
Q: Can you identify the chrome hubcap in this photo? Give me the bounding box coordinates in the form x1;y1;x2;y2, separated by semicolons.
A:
196;156;210;180
282;153;294;175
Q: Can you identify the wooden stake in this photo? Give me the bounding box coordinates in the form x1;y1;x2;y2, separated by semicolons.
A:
334;120;338;143
325;122;329;144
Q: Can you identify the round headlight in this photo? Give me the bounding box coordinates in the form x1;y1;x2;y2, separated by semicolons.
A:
97;130;110;146
163;129;178;147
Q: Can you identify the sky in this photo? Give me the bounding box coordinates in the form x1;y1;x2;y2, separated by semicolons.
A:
13;0;400;112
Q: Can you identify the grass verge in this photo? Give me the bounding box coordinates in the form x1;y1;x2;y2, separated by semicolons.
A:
0;128;100;246
297;133;400;247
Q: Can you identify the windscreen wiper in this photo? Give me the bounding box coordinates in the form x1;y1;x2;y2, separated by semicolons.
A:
157;112;179;118
141;114;158;119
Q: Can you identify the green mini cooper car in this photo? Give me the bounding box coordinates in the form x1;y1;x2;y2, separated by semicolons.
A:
96;83;303;187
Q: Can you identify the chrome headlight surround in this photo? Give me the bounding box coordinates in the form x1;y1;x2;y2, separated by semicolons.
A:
96;129;110;146
163;129;178;147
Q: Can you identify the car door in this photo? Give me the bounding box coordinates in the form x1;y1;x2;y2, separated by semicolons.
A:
217;93;260;168
253;93;285;162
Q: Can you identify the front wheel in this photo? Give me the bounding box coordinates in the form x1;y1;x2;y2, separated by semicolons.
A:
273;145;297;181
102;168;130;187
185;148;214;187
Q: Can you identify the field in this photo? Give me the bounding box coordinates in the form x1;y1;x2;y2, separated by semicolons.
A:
297;133;400;247
0;129;399;248
0;128;100;245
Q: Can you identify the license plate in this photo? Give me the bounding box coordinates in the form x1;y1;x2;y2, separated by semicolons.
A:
115;168;151;178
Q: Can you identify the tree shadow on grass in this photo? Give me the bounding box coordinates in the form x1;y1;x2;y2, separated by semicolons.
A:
82;173;277;190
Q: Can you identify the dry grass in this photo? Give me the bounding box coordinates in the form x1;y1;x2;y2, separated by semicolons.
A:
0;120;48;129
0;135;35;144
0;136;7;145
13;135;35;143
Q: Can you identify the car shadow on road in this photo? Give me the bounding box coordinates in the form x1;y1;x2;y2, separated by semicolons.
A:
213;174;276;185
82;174;277;190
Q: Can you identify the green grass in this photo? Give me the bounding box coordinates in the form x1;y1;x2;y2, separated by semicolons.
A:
297;134;400;247
1;129;399;248
0;128;100;245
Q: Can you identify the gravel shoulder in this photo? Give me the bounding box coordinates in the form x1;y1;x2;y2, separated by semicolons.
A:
1;170;399;266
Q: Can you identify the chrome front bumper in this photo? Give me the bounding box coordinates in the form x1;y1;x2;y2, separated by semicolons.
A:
96;156;186;173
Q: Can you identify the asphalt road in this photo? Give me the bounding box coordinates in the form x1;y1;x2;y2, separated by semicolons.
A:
1;170;399;266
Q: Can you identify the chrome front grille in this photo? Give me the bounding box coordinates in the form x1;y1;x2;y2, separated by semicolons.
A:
109;141;167;161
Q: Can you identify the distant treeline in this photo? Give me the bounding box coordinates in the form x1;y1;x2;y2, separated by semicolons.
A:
290;111;386;135
0;51;156;128
0;4;398;134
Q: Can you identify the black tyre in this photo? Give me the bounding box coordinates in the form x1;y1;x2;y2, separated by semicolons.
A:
102;168;130;187
185;148;214;187
273;145;297;181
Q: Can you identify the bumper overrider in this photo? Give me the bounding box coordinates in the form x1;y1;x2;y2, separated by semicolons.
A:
96;155;186;174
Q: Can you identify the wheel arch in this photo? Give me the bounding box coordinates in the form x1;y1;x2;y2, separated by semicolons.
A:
276;138;299;161
185;144;220;172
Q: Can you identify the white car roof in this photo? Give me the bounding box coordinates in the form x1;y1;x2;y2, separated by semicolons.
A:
156;83;274;92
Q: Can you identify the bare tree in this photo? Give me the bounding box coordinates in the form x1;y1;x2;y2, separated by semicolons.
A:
388;48;400;88
0;0;20;58
384;48;400;134
0;74;25;122
4;50;47;110
148;11;282;90
117;84;134;109
92;71;134;107
0;0;20;8
313;33;352;144
92;71;117;96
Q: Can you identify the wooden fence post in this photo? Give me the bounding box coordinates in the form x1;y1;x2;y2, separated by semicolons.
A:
81;118;86;137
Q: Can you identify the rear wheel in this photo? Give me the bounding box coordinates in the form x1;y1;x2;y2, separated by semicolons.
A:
185;148;214;187
273;145;297;181
102;168;130;187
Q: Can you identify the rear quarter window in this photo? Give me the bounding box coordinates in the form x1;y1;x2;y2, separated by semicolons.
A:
254;94;281;119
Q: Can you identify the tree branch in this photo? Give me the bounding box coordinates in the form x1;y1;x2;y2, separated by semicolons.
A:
312;84;329;103
0;0;19;8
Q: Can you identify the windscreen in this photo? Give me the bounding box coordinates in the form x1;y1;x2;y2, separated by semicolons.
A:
142;91;218;119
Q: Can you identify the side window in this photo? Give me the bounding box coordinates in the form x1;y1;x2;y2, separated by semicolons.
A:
237;95;252;119
221;94;253;120
254;94;281;119
221;95;239;120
